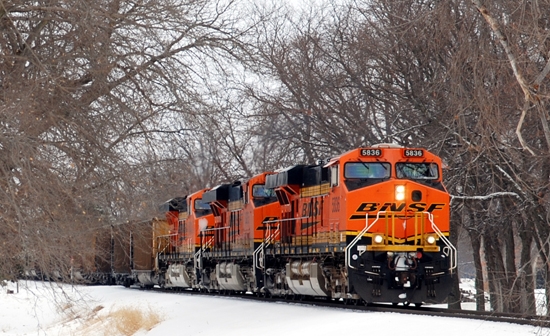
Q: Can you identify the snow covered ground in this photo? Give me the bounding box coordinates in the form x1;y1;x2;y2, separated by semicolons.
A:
0;280;548;336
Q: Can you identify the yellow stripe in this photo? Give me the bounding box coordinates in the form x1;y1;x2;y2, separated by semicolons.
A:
300;183;330;197
367;245;440;252
250;231;449;246
228;200;244;211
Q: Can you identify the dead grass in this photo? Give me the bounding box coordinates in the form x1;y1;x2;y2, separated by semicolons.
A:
105;306;163;336
62;303;163;335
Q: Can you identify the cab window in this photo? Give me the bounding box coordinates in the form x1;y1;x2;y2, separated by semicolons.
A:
195;198;210;210
396;163;439;179
252;184;277;207
344;162;390;179
194;198;212;217
252;184;276;198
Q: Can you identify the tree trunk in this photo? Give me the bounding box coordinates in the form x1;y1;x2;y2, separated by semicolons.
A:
518;227;536;315
502;217;520;313
469;229;486;311
531;211;550;315
484;228;506;312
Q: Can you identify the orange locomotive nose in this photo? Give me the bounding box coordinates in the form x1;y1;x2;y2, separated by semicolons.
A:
341;145;455;305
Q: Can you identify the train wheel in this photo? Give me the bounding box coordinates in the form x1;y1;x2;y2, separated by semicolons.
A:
415;303;422;308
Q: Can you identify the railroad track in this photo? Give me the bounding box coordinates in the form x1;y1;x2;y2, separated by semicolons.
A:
142;286;550;328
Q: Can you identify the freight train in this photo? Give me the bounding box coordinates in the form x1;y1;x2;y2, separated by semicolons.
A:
42;144;455;307
124;144;456;306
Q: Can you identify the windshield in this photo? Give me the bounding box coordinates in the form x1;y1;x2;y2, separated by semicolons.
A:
194;198;211;210
344;162;390;179
396;163;439;179
252;184;276;198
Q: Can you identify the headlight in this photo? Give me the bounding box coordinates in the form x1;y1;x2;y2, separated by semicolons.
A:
395;185;405;201
373;234;384;244
426;235;436;245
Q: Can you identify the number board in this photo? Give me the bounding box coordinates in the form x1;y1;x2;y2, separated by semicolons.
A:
403;149;424;157
360;148;382;157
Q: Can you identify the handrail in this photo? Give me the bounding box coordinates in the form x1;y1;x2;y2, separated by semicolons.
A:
156;233;178;238
262;216;310;224
156;236;171;255
253;222;281;270
252;244;262;271
202;226;230;231
346;212;386;270
427;212;457;272
346;211;457;273
194;249;202;271
382;212;425;246
194;235;214;272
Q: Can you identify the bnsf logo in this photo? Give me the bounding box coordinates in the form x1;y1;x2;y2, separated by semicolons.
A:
350;202;446;220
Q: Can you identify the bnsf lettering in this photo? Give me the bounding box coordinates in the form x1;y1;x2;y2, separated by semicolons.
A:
356;203;378;212
427;203;445;212
352;202;446;214
302;200;320;217
408;203;426;211
379;203;406;212
359;202;407;211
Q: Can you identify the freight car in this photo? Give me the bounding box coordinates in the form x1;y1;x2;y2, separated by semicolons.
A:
23;223;132;285
134;144;456;306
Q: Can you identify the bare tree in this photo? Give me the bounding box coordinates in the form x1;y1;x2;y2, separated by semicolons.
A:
0;0;248;281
